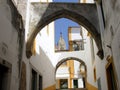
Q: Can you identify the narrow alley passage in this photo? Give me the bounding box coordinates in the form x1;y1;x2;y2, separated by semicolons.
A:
0;0;120;90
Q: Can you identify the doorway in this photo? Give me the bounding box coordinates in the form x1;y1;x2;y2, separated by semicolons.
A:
106;58;118;90
73;79;78;88
31;69;37;90
0;64;11;90
39;75;42;90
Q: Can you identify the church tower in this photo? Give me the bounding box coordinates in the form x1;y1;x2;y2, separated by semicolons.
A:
58;32;66;50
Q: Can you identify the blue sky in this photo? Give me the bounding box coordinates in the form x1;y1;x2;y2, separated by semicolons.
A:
53;0;79;49
55;18;79;49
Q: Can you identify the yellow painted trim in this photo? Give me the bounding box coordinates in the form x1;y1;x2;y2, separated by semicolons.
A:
67;60;71;88
68;27;73;51
68;60;74;88
87;82;98;90
44;84;56;90
83;0;86;3
32;38;36;55
106;56;114;69
68;27;72;41
70;60;74;78
87;32;91;37
58;79;60;89
68;78;70;88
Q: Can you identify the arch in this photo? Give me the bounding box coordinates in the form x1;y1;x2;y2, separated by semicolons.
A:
55;57;87;88
26;3;104;59
55;57;87;74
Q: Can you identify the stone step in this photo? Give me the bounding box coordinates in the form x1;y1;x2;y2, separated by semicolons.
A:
56;88;87;90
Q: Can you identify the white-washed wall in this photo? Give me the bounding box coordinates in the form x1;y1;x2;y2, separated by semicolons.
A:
0;1;21;90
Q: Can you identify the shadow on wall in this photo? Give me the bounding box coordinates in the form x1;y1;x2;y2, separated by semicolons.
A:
30;46;56;90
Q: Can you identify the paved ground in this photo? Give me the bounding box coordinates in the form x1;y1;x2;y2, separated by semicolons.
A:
56;88;87;90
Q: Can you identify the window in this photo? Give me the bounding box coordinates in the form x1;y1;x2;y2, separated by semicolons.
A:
0;64;11;90
39;75;42;90
73;79;78;88
68;27;84;51
31;69;37;90
31;69;43;90
72;40;84;51
60;79;68;89
93;67;97;82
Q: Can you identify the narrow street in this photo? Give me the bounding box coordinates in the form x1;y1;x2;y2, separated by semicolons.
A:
0;0;120;90
56;88;87;90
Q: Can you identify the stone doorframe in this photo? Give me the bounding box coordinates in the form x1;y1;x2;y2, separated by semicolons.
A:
26;3;104;59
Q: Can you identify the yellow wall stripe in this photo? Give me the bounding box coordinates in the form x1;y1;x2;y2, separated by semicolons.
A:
83;0;86;3
44;84;56;90
87;82;98;90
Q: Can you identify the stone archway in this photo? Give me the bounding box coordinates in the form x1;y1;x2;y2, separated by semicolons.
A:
55;57;87;72
26;3;104;59
55;57;87;89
